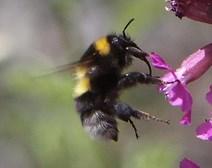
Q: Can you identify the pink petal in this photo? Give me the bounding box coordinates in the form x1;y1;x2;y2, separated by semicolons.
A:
180;111;191;125
179;44;212;84
180;158;200;168
167;82;192;111
206;85;212;105
161;81;192;125
150;52;172;70
196;120;212;141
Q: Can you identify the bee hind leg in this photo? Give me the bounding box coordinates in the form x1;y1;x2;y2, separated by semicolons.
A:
113;102;170;139
113;103;140;138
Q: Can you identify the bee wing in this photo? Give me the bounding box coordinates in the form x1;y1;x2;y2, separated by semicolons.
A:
38;43;97;77
37;59;93;77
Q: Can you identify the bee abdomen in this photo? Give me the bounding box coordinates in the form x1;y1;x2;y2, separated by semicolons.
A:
82;110;119;141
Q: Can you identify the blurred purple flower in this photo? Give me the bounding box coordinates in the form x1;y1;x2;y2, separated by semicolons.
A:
196;119;212;141
150;52;192;125
206;85;212;104
180;158;200;168
166;0;212;24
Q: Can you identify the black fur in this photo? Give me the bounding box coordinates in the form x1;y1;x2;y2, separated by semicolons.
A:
75;32;167;141
73;21;168;141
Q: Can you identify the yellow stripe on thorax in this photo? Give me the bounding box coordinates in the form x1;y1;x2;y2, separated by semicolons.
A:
94;37;110;56
74;66;91;97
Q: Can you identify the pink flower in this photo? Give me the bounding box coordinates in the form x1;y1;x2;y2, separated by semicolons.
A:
150;52;192;125
166;0;212;24
150;43;212;125
180;158;200;168
206;85;212;104
196;119;212;141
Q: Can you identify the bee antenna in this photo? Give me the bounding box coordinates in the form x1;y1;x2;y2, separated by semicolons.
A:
122;18;135;38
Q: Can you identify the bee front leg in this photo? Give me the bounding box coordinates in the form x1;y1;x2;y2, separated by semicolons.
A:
117;72;161;90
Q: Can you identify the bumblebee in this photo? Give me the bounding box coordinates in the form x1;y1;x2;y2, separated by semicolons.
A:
60;19;169;141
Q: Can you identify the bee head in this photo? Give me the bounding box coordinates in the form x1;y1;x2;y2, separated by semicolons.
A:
110;18;152;75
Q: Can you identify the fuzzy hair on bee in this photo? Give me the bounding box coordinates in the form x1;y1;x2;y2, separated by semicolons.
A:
55;18;170;141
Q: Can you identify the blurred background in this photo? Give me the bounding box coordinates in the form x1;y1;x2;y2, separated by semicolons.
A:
0;0;211;168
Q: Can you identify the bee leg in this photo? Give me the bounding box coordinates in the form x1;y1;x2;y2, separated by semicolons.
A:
113;102;140;138
113;102;170;138
117;72;161;90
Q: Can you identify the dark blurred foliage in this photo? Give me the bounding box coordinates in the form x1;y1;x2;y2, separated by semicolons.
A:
0;0;211;168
